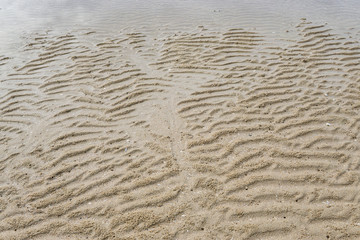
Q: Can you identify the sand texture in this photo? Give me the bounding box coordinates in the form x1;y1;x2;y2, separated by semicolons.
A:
1;20;360;239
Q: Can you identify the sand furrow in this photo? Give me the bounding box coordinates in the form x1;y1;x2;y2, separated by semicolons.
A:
1;20;360;239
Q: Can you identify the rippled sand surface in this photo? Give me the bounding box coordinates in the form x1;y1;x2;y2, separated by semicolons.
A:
1;1;360;239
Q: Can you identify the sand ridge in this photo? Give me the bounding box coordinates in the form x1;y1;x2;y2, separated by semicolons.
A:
1;20;360;239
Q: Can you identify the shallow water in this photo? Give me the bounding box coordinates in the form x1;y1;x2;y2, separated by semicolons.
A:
1;0;360;54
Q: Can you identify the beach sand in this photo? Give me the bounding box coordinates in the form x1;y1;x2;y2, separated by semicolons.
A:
1;7;360;239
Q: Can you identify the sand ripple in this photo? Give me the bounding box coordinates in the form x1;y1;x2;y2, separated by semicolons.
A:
1;20;360;239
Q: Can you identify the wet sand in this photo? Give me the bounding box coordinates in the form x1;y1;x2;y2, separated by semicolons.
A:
1;1;360;240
